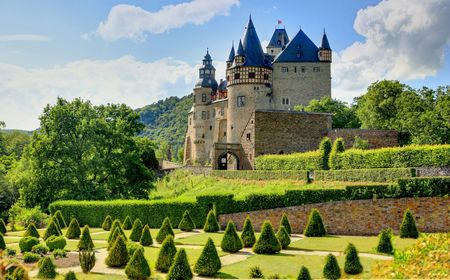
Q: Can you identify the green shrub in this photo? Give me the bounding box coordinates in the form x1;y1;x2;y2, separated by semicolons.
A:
38;256;57;279
315;168;416;182
255;150;322;170
66;218;81;239
210;170;309;181
297;266;312;280
77;225;94;250
129;219;144;242
10;266;28;280
319;137;332;170
249;266;264;279
102;215;113;231
79;249;95;273
64;271;77;280
123;216;132;230
396;176;450;197
156;217;174;243
52;249;67;259
108;219;122;241
108;223;127;245
5;248;17;257
24;222;40;238
43;220;61;240
106;235;128;268
19;236;39;252
203;210;220;233
125;247;151;280
276;225;291;249
53;210;67;228
303;209;327;237
140;225;153;246
344;243;363;274
400;209;419;239
253;221;281;254
32;243;49;255
166;248;193;280
0;219;6;234
127;242;143;259
8;205;49;229
221;220;243;253
46;235;67;251
323;253;341;279
178;210;195;231
280;213;292;234
0;233;5;250
155;235;177;272
241;216;256;248
194;237;221;276
377;228;394;254
24;252;41;263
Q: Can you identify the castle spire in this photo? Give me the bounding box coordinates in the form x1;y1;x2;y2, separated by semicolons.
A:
241;15;268;67
227;42;235;62
236;40;245;56
320;29;331;50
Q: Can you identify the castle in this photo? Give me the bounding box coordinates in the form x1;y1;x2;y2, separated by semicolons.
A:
184;17;397;170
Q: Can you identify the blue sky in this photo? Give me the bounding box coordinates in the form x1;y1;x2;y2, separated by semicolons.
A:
0;0;449;130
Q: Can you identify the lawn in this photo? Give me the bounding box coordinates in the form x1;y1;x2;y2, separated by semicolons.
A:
53;272;127;280
91;229;181;241
176;232;260;246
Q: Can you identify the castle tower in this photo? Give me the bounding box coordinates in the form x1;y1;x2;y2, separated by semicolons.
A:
318;30;332;62
266;28;290;57
226;42;235;69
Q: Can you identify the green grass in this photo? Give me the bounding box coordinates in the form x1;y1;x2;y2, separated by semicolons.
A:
91;229;181;241
65;239;108;251
53;272;127;280
176;232;260;246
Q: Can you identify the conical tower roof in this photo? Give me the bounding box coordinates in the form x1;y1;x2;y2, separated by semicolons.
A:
320;30;331;50
227;42;235;62
241;16;269;67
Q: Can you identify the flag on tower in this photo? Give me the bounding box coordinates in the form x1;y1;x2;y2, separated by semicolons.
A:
277;19;282;24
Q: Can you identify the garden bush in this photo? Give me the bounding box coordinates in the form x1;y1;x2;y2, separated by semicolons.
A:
279;213;292;234
102;215;112;231
127;242;143;259
108;219;122;241
140;224;153;246
194;237;221;276
166;248;193;280
323;253;341;279
53;210;67;228
32;243;49;255
156;217;174;243
78;225;94;250
38;256;57;279
46;235;67;251
24;222;40;238
79;249;95;273
255;150;322;170
123;216;132;230
65;218;81;239
210;170;309;181
23;252;41;263
344;243;363;274
400;209;419;238
43;220;61;240
297;266;312;280
178;210;195;232
5;248;16;256
52;249;67;259
253;221;281;254
108;223;127;245
319;137;332;170
8;205;49;229
303;209;327;237
241;216;256;248
129;218;144;242
276;225;291;249
221;220;243;253
125;247;151;280
106;235;128;268
314;168;416;182
155;235;177;272
377;228;394;254
0;219;6;234
249;266;264;278
19;236;40;252
0;233;5;250
64;271;77;280
203;210;220;233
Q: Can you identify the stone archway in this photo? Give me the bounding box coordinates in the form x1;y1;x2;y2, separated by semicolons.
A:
212;143;245;170
218;151;240;170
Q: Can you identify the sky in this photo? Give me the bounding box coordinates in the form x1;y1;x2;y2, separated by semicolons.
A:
0;0;449;130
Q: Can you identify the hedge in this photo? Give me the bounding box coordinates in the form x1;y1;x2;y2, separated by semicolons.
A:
255;151;321;171
314;168;416;182
50;177;450;227
210;170;309;181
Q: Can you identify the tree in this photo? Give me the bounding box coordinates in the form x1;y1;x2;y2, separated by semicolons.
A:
78;225;94;250
400;209;419;238
194;238;221;276
323;253;341;279
344;243;363;274
79;249;95;273
106;235;128;268
156;217;174;243
135;137;159;170
24;223;40;238
125;247;151;280
0;219;6;234
279;213;292;235
38;256;57;279
66;218;81;239
276;225;291;249
377;228;394;254
203;210;220;233
297;266;312;280
166;248;193;280
140;224;153;246
156;235;177;272
178;210;195;232
123;216;132;230
221;220;243;253
241;216;256;248
102;215;112;231
303;209;327;237
253;221;281;254
129;219;144;242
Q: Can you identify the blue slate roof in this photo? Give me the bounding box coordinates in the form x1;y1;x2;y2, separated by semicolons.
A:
241;16;271;67
267;28;290;49
227;43;235;62
320;31;331;50
236;40;245;56
274;29;320;63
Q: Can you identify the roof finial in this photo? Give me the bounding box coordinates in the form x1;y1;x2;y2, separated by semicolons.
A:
206;47;209;54
299;25;302;30
323;28;326;34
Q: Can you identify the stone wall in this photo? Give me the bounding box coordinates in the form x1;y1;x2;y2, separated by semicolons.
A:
416;167;450;177
329;129;398;149
218;197;449;235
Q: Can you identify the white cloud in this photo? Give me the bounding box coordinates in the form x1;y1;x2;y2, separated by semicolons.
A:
96;0;240;41
0;56;198;130
332;0;450;101
0;34;51;42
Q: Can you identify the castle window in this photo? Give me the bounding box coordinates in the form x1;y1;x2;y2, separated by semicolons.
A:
263;73;269;80
271;50;274;54
246;133;251;140
282;97;290;105
281;67;289;73
201;111;207;120
237;96;246;107
220;107;224;115
202;94;207;102
248;72;255;79
294;66;297;73
234;73;240;80
301;66;306;72
313;67;320;72
189;118;192;125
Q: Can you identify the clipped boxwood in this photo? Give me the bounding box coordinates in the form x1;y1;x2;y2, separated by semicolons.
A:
253;221;281;254
400;209;419;238
220;221;243;253
303;209;327;237
140;225;153;246
53;210;67;228
38;256;57;279
24;223;40;238
377;228;394;254
102;215;113;231
256;150;322;170
276;225;291;249
32;243;49;255
210;170;309;181
203;210;220;233
46;235;67;251
323;253;341;279
78;225;94;250
194;238;221;276
314;168;416;182
155;235;177;272
64;271;77;280
19;236;40;253
178;210;195;232
129;219;144;242
123;216;132;230
125;247;151;280
65;218;81;239
344;243;363;274
241;216;256;248
297;266;312;280
23;252;41;263
280;213;292;235
166;248;193;280
156;217;174;243
106;235;128;268
43;220;61;240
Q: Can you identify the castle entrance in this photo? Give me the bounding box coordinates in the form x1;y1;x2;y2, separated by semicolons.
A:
212;143;246;170
218;152;239;170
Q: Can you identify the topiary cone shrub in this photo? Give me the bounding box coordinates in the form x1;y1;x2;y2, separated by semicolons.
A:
303;209;327;237
221;220;243;253
280;213;292;235
297;266;312;280
276;225;291;249
123;216;132;230
0;219;7;234
376;228;394;254
156;217;174;243
125;247;151;280
140;224;153;246
344;243;363;275
11;266;29;280
102;215;113;231
64;271;77;280
155;235;177;273
203;210;220;233
166;248;193;280
178;210;196;232
129;219;144;242
323;253;341;280
241;216;256;248
194;237;221;276
105;235;128;268
66;218;81;239
53;210;67;228
43;220;61;240
319;137;332;170
79;249;95;273
38;256;57;279
0;233;5;250
25;223;40;238
330;138;345;170
253;221;281;254
78;225;94;250
108;223;127;244
109;219;122;236
400;209;419;239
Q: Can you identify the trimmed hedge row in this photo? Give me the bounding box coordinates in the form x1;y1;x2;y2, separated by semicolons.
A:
314;168;416;182
209;170;308;181
49;177;450;228
255;151;321;171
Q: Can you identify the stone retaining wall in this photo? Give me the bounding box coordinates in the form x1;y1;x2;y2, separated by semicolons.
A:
218;197;449;235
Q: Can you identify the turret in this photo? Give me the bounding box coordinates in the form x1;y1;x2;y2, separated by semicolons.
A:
194;49;218;105
226;43;235;68
318;30;332;62
267;28;290;57
234;40;245;66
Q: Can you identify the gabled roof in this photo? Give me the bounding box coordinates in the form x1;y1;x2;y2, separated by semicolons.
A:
274;29;320;63
227;43;235;62
320;31;331;50
241;16;270;67
267;28;290;49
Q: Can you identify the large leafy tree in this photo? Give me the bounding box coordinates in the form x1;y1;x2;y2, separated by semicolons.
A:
15;98;155;209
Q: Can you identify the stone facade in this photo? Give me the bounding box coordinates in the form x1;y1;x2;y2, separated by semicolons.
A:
218;197;450;235
329;129;398;149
